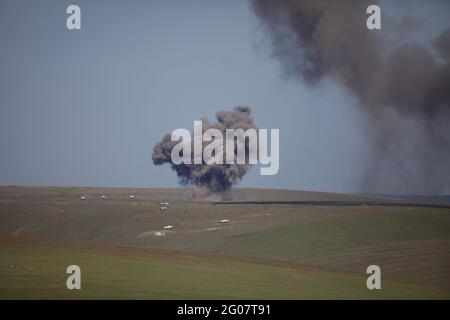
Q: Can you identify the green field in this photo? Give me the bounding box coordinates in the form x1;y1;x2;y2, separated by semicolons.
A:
0;186;449;299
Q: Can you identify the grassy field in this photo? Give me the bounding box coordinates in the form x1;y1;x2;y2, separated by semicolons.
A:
0;186;449;299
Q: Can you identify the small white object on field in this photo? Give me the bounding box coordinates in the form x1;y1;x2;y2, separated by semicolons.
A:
101;195;106;199
80;196;86;200
163;225;174;230
160;206;167;210
219;219;230;223
160;201;169;205
154;231;165;236
129;195;135;199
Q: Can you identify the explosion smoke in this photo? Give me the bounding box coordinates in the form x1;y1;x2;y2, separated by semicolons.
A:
152;106;256;198
251;0;450;194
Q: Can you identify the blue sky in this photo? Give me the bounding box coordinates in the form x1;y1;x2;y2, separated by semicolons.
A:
0;0;447;193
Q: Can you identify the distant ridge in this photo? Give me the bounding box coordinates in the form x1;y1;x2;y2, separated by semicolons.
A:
213;200;450;209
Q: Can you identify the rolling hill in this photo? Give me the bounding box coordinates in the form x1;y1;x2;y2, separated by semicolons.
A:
1;186;449;299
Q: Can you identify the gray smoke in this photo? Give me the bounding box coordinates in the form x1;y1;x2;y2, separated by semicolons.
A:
152;106;256;198
251;0;450;194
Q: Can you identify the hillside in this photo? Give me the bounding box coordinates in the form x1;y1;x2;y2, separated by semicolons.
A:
1;186;449;299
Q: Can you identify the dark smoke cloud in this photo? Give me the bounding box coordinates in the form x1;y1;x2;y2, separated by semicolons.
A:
152;106;256;198
251;0;450;194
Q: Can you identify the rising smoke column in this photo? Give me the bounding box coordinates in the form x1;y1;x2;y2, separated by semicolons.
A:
152;106;256;197
251;0;450;194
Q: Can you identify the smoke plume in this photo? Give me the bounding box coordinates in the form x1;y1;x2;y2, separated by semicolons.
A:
251;0;450;194
152;106;256;198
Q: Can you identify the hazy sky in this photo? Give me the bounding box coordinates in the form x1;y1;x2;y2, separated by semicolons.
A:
0;0;448;193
